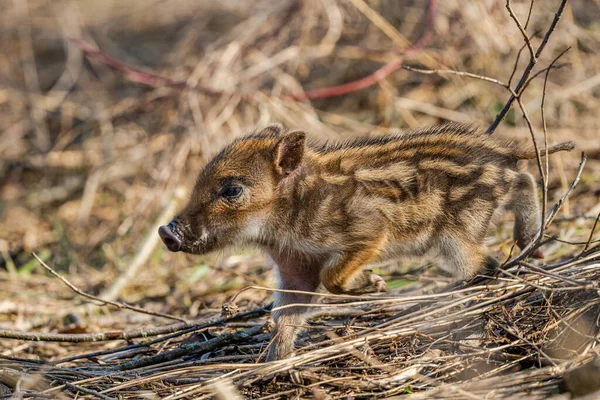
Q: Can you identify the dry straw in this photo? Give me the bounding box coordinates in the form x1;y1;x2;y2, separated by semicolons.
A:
1;0;599;399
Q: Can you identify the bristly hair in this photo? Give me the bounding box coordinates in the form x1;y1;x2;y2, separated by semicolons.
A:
309;123;484;153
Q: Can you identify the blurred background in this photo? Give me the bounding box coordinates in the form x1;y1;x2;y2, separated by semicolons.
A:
0;0;599;356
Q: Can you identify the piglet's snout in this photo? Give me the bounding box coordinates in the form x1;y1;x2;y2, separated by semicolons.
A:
158;222;182;252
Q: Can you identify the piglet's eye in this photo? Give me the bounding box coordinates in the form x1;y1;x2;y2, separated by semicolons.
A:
220;185;243;199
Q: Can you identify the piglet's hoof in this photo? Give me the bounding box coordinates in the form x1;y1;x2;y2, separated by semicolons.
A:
350;270;388;294
370;272;388;293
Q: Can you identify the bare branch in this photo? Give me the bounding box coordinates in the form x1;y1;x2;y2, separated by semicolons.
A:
487;0;568;134
401;65;507;87
536;47;571;247
581;212;600;254
64;383;115;400
33;252;186;322
524;0;536;30
119;325;264;370
506;0;536;61
521;47;571;95
546;153;587;228
0;306;269;342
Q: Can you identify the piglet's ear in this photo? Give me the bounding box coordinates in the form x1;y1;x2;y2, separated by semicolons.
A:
274;130;306;176
261;123;286;136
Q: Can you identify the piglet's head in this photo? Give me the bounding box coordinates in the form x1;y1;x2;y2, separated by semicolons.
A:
159;124;305;254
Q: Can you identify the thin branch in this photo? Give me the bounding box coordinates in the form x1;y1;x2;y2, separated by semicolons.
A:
545;152;587;228
487;0;568;134
516;93;546;224
70;2;438;104
64;383;115;400
55;304;272;364
519;261;590;287
506;0;536;61
520;48;571;96
0;306;269;342
537;48;570;250
119;325;264;370
33;252;186;322
581;212;600;254
508;43;527;88
285;59;405;100
401;65;507;87
524;0;536;30
401;50;568;118
503;152;586;269
544;234;600;246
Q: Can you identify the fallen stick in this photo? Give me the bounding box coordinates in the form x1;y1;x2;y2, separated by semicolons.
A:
0;306;269;343
119;325;264;370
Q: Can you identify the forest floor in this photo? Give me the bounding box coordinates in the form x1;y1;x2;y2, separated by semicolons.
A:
1;0;599;398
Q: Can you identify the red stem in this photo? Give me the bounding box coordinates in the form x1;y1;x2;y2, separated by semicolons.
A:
286;0;437;101
71;0;436;101
71;38;219;95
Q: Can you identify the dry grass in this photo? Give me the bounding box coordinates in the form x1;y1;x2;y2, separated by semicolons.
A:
1;0;599;398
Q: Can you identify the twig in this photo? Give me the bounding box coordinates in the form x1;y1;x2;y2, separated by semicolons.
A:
524;0;536;31
0;355;45;364
73;1;434;103
401;65;507;86
487;0;568;134
119;325;264;370
544;235;600;246
503;152;586;269
402;54;567;94
64;382;115;400
581;212;600;255
545;153;587;227
508;42;528;88
506;0;536;61
538;50;565;249
53;305;271;364
534;48;570;251
285;59;405;100
515;94;546;238
518;48;570;99
518;261;590;287
0;306;269;343
32;252;185;322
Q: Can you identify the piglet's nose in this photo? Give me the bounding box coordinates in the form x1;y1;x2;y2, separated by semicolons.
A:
158;225;182;252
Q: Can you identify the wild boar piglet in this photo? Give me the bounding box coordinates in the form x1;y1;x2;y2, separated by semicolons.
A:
158;123;574;361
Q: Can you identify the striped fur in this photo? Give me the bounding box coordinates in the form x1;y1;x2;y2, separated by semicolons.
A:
163;123;574;361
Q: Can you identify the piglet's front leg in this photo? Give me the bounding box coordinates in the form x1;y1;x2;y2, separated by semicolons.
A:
320;234;389;295
265;254;322;362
